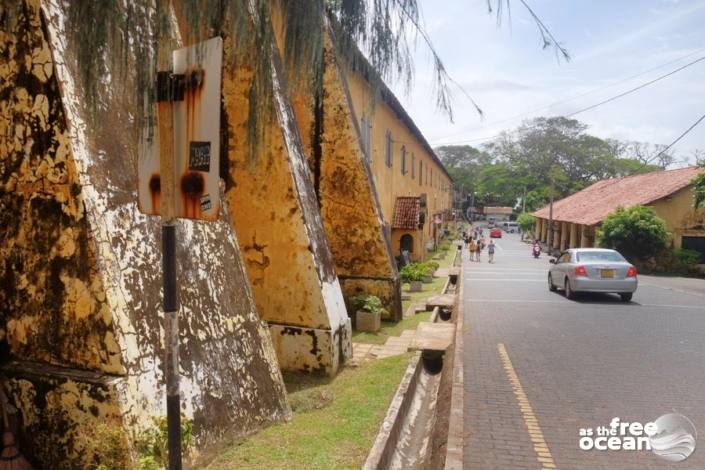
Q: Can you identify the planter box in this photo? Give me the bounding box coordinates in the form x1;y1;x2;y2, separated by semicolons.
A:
422;275;433;284
356;310;381;333
408;281;423;292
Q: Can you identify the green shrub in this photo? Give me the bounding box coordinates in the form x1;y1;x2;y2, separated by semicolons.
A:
83;422;130;470
350;295;388;316
400;263;426;283
135;416;194;470
597;205;668;261
694;171;705;208
675;248;702;266
516;212;535;234
420;261;439;275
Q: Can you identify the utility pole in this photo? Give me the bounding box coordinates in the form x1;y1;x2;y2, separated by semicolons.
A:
522;186;527;213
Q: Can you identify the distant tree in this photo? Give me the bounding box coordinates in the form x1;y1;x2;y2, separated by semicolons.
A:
476;163;520;206
436;145;491;169
437;145;492;201
436;119;677;214
488;117;620;196
619;141;676;169
692;149;705;166
516;213;535;240
523;188;551;212
610;158;663;177
693;171;705;208
597;205;668;260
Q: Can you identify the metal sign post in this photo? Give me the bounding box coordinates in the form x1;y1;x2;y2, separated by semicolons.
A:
156;69;182;470
139;37;223;470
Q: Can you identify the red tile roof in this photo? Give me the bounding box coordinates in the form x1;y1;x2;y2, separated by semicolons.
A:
532;166;704;226
392;197;421;229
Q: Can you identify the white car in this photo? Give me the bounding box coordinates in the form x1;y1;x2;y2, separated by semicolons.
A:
548;248;638;302
502;222;518;233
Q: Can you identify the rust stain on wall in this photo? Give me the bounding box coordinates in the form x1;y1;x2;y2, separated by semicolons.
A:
0;0;123;376
219;25;351;374
1;1;291;466
285;34;402;319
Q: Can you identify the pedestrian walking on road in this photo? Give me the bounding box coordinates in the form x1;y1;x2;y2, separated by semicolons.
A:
475;239;482;262
468;239;477;262
487;240;496;263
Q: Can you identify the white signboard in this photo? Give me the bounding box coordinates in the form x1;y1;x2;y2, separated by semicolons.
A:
138;37;223;221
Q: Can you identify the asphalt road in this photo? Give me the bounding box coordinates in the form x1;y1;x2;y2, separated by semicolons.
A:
462;227;705;469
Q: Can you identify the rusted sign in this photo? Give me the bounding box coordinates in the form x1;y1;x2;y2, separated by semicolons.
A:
138;37;223;221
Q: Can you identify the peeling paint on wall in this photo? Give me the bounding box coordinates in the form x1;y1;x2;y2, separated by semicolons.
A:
221;30;351;374
281;30;402;320
1;1;289;466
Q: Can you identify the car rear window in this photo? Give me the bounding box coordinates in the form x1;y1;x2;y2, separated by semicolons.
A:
576;251;625;262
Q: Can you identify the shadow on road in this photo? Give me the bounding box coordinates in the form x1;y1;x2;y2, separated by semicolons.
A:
550;291;638;305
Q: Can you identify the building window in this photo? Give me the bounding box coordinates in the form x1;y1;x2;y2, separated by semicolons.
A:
419;160;423;185
411;153;415;179
401;146;407;175
385;130;392;168
360;116;371;161
682;236;705;262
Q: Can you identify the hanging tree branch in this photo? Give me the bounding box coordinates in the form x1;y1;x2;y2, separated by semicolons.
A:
488;0;570;62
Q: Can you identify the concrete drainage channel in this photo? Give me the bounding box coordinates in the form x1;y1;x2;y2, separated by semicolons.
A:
364;250;462;470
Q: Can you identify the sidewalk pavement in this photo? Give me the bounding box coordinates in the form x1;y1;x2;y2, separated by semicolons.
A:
351;330;416;365
639;274;705;297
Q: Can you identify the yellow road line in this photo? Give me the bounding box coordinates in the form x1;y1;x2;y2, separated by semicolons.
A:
498;343;557;470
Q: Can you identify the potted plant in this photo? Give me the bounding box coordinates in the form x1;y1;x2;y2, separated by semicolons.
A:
400;264;425;292
351;295;387;332
419;261;438;283
425;260;440;275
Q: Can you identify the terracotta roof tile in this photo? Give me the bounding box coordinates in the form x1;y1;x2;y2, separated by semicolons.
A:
532;166;704;226
392;197;421;229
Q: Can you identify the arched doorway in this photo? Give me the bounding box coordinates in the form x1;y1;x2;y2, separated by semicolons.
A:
400;234;414;253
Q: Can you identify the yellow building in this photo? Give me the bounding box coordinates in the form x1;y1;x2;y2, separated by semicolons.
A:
345;59;454;262
533;167;705;259
484;206;514;221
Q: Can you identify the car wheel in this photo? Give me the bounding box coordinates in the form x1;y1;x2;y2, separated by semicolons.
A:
620;293;633;302
548;273;557;292
565;279;575;300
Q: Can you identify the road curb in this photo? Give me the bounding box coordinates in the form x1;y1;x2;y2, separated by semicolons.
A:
445;254;464;469
363;352;423;470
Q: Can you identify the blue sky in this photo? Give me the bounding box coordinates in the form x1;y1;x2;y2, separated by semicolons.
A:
388;0;705;163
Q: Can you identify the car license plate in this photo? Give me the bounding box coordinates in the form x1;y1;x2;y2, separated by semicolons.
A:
601;269;614;279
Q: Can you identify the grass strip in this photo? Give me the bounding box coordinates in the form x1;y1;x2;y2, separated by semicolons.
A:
208;354;413;470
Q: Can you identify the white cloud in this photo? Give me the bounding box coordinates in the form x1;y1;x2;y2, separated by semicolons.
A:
386;0;705;158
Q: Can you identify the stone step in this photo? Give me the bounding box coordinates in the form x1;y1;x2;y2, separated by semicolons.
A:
409;322;456;352
425;293;456;310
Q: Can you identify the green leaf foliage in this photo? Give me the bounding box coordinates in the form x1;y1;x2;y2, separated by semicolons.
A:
135;416;194;469
438;117;675;212
675;248;702;266
693;172;705;208
516;213;535;233
399;263;427;283
350;295;387;316
597;205;668;261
